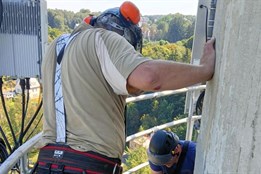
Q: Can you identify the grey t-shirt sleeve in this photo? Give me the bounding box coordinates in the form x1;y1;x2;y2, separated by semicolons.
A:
95;30;151;95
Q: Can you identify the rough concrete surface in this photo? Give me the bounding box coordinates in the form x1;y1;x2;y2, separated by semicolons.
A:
195;0;261;174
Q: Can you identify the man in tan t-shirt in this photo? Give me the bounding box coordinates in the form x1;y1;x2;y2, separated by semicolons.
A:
33;1;216;174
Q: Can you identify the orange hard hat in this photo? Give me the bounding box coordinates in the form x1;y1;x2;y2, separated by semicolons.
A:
120;1;140;25
83;16;91;24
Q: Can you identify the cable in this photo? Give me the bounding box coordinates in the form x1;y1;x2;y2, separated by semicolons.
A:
0;138;8;164
23;78;43;141
24;78;30;120
17;79;26;146
23;99;43;139
0;77;17;144
0;126;12;153
25;113;43;142
195;91;205;115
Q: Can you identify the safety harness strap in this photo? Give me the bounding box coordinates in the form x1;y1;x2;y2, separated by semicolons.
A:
54;33;79;143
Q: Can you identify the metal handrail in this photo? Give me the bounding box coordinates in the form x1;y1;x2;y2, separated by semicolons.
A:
0;85;205;174
123;162;149;174
126;85;206;103
126;115;201;142
0;132;42;174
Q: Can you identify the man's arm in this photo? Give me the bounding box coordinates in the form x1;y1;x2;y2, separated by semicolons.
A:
127;38;216;92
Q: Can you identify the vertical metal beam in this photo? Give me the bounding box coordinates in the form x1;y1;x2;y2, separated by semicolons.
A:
185;91;194;140
185;0;211;140
191;0;212;65
184;0;212;114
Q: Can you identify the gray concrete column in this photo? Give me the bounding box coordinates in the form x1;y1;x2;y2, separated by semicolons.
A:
195;0;261;173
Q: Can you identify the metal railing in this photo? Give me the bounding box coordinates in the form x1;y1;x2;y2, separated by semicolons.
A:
0;85;205;174
123;115;201;173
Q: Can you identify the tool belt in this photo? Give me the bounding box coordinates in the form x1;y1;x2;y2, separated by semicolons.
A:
33;143;122;174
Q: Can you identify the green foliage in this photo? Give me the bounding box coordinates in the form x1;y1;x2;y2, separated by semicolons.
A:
0;97;43;147
176;36;194;50
126;93;187;138
48;26;63;42
156;21;169;40
142;41;191;63
0;79;43;152
144;44;171;60
166;13;195;42
141;13;195;43
139;114;157;131
170;114;188;140
47;8;96;42
138;94;186;131
123;146;150;174
126;102;141;135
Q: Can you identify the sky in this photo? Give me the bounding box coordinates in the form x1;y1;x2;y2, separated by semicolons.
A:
46;0;199;16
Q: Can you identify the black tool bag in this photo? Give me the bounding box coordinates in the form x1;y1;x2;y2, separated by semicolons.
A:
31;144;122;174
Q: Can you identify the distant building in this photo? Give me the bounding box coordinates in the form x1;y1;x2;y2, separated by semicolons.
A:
3;91;16;99
15;78;41;99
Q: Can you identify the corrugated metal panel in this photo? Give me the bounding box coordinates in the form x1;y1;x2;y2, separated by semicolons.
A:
14;34;40;77
0;34;15;76
0;0;47;78
1;1;39;35
0;34;41;77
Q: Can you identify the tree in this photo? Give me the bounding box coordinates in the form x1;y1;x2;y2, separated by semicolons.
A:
0;79;43;151
165;13;195;42
142;41;191;62
139;114;157;131
123;146;150;174
126;102;141;136
48;10;65;29
170;114;188;140
48;26;63;42
156;21;169;40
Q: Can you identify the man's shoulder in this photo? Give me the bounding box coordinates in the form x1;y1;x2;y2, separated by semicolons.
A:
179;140;196;146
187;141;196;147
179;140;196;154
188;141;196;149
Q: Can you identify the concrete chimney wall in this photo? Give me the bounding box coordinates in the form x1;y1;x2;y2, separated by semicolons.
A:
195;0;261;174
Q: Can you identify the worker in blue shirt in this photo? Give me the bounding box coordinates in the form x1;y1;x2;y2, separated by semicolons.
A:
147;130;196;174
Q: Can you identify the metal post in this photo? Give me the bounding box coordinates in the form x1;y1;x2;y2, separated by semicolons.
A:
185;91;194;140
20;154;29;174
